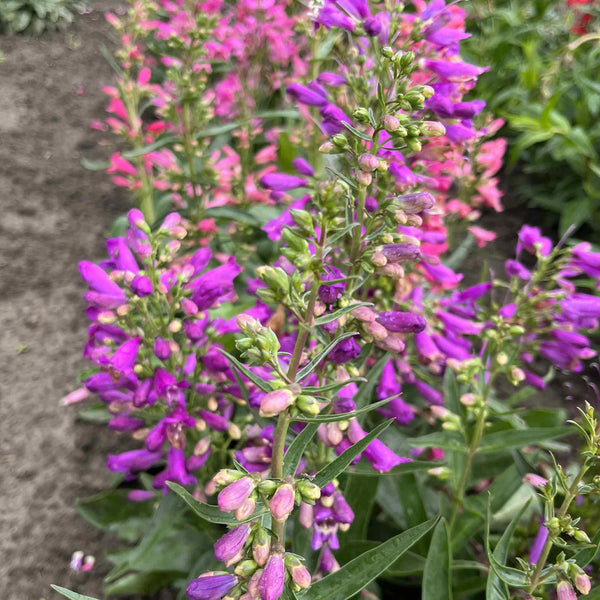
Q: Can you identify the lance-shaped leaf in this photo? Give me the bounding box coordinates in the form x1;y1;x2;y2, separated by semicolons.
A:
486;500;531;600
312;420;393;488
485;498;529;589
347;460;439;477
302;378;366;395
479;427;570;453
51;586;99;600
282;423;320;477
313;302;373;326
167;482;267;524
422;519;452;600
295;332;359;382
408;431;466;452
300;517;439;600
219;350;272;393
292;396;398;423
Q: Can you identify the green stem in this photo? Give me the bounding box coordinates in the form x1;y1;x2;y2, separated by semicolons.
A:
528;460;590;593
449;372;496;530
270;227;326;544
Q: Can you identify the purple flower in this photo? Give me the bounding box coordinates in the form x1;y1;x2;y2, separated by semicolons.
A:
79;261;126;308
292;158;314;177
363;15;382;36
399;192;436;214
376;312;426;333
186;574;237;600
318;266;345;304
320;103;351;135
328;336;361;364
218;477;255;513
154;337;172;361
517;225;552;256
437;311;482;335
286;83;328;106
214;524;251;564
259;553;286;600
130;274;153;297
316;72;346;87
380;243;421;263
107;449;162;479
259;173;308;192
425;59;489;81
269;483;295;521
415;380;443;406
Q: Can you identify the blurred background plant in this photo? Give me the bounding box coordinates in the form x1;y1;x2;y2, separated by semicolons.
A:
464;0;600;237
0;0;83;34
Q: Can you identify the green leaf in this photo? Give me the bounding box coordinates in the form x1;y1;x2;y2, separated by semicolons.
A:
347;460;437;477
105;571;183;595
408;431;466;452
313;302;373;326
295;332;359;382
341;474;379;540
76;489;155;542
302;378;366;395
301;517;439;600
76;403;112;424
50;586;99;600
486;500;531;600
167;482;267;524
292;396;397;423
451;466;522;551
204;206;262;227
342;121;373;141
479;427;570;453
312;420;393;488
282;423;320;477
422;519;452;600
219;350;272;393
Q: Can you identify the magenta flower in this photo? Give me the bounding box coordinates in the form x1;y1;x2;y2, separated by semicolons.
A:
259;553;286;600
259;173;308;192
79;261;126;308
218;477;255;513
214;524;251;564
186;574;237;600
376;312;426;333
269;483;295;521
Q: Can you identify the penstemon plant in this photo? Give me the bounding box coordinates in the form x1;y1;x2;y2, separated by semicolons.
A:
55;1;600;600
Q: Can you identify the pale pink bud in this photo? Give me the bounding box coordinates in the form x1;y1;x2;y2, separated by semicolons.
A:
260;389;295;418
299;502;314;529
557;581;578;600
523;473;548;489
575;573;591;595
358;153;379;172
269;483;295;521
218;477;255;513
235;496;257;521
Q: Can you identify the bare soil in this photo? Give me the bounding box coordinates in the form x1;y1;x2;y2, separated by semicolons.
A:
0;3;136;598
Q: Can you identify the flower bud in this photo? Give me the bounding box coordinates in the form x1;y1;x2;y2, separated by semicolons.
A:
420;121;446;137
186;574;238;600
557;581;577;600
356;171;372;186
214;524;251;565
260;389;296;417
296;480;321;503
296;395;320;416
285;555;311;589
332;133;349;148
290;209;314;233
234;560;258;577
235;496;257;521
574;530;591;544
259;553;285;600
252;527;271;566
574;572;592;595
269;483;295;521
381;115;401;132
358;153;379;172
218;477;255;513
258;479;278;495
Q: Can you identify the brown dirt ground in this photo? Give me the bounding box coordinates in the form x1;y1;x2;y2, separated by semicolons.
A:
0;2;144;598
